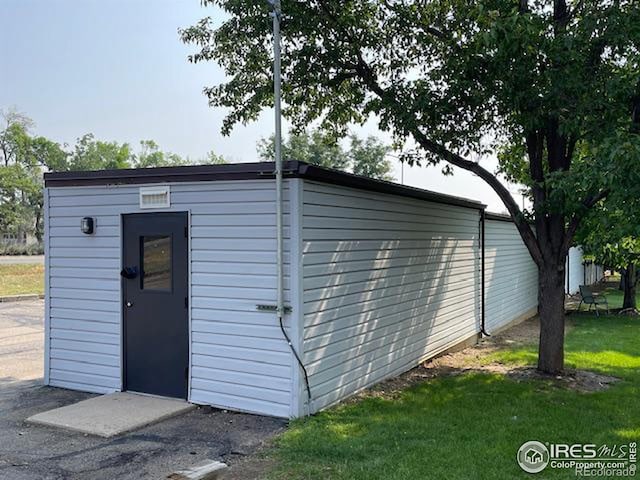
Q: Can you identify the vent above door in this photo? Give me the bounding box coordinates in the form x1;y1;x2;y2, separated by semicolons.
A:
139;186;170;209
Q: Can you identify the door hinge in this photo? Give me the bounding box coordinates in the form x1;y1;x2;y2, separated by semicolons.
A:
184;296;188;308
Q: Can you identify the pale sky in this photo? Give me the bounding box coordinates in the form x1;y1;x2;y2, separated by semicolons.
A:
0;0;520;212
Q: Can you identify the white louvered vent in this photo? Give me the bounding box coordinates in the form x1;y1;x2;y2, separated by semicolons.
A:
139;186;170;209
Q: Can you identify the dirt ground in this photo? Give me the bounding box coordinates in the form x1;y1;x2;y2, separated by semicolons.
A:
363;316;618;398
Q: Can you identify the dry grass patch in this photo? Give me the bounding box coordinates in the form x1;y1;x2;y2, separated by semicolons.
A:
0;264;44;296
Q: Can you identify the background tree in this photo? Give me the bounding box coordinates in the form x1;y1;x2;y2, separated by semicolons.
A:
0;109;34;167
0;110;65;241
67;133;133;171
258;129;350;170
133;140;189;168
349;135;392;181
0;109;228;246
258;128;393;180
575;138;640;311
582;231;640;312
0;164;34;238
202;150;228;165
181;0;640;373
23;137;66;241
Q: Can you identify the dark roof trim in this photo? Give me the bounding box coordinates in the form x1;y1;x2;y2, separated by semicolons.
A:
44;160;486;211
296;163;485;210
44;161;301;187
485;212;514;222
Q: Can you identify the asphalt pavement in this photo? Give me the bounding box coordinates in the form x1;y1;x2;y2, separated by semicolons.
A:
0;256;44;265
0;300;285;479
0;300;43;384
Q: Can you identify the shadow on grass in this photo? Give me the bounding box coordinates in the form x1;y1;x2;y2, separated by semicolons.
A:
271;313;640;480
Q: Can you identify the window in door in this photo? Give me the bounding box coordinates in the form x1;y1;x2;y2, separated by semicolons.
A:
141;235;172;291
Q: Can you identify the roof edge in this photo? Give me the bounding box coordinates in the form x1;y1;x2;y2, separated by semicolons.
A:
296;163;485;210
44;161;303;186
485;212;514;222
44;160;486;211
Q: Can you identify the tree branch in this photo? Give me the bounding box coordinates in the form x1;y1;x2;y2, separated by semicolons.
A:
562;189;610;255
632;78;640;134
423;26;446;40
317;0;543;265
554;0;570;31
326;70;358;88
519;0;529;14
352;58;543;265
568;0;585;20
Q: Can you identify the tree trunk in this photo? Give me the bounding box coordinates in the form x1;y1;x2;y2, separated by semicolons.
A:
34;211;43;243
622;263;637;310
537;263;566;374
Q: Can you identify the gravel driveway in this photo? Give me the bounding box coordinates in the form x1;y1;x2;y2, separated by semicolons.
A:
0;300;285;479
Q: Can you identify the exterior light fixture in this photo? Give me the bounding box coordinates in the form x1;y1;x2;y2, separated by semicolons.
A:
81;217;95;235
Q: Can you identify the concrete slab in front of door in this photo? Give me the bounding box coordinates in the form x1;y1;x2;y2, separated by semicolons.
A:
26;392;195;438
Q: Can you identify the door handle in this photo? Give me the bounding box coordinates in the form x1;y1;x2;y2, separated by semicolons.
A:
126;301;133;308
120;267;139;279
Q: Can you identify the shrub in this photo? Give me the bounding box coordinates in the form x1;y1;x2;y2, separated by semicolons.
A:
0;243;44;255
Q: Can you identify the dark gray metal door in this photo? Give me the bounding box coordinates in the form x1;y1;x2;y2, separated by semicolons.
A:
122;212;188;399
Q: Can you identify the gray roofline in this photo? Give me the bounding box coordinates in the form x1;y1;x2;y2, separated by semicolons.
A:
484;212;514;222
44;160;487;211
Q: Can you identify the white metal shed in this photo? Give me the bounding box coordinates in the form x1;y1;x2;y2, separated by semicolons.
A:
43;161;541;418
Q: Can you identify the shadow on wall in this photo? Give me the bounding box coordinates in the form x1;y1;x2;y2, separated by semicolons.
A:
483;221;538;333
302;233;480;412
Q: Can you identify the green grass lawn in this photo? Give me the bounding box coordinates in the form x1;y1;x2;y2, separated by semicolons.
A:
0;264;44;296
270;289;640;479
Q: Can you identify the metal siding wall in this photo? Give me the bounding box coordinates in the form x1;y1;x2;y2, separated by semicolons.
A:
484;220;538;332
565;247;585;294
46;180;293;417
301;181;481;412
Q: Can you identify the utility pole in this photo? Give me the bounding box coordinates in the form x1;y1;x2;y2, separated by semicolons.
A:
268;0;284;321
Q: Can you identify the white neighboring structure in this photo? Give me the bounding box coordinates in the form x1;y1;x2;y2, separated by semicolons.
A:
583;262;605;286
44;161;596;418
565;246;585;295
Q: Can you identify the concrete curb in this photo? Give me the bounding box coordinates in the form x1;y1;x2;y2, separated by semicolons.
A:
0;294;44;303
